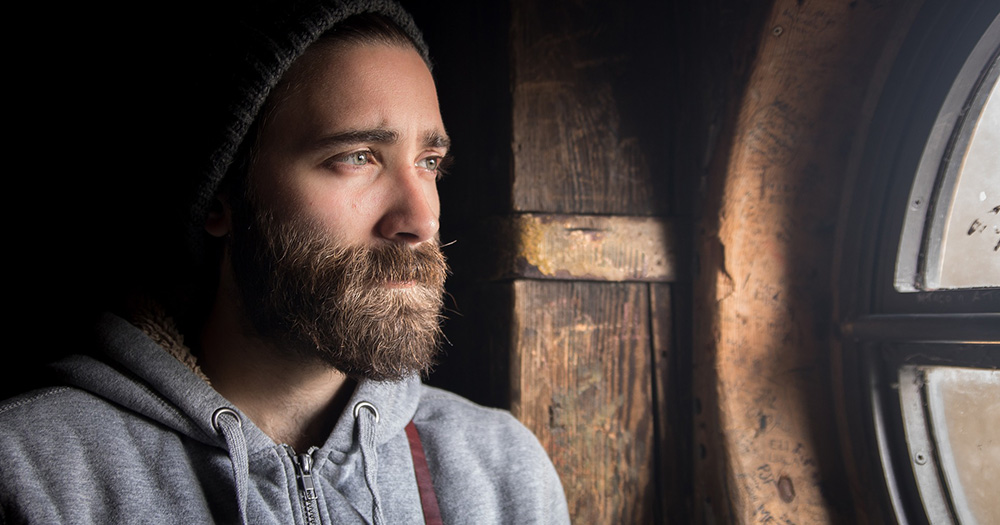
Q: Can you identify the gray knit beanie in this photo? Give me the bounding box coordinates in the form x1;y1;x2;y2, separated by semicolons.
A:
181;0;430;263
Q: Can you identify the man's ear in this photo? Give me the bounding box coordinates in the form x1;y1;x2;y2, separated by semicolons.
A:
205;194;232;238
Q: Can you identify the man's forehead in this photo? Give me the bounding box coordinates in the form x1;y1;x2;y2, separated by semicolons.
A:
253;41;447;160
279;42;437;106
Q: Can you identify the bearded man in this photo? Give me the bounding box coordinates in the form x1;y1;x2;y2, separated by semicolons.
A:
0;2;570;524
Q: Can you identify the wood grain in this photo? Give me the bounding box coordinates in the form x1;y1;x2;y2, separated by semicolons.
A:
651;282;692;524
511;280;656;524
504;1;681;522
485;213;679;282
510;0;671;216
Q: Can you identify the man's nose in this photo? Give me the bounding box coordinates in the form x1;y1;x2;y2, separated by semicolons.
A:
376;166;439;244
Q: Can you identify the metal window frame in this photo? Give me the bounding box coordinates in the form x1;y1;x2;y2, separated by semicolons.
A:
836;1;1000;523
895;17;1000;293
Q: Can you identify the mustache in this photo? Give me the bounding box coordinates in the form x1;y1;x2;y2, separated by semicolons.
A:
349;241;448;286
279;232;449;289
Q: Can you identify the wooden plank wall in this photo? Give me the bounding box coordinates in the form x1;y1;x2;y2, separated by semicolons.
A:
506;1;686;523
416;2;692;518
412;0;702;521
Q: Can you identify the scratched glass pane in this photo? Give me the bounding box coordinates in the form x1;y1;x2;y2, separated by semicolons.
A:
937;76;1000;288
924;366;1000;524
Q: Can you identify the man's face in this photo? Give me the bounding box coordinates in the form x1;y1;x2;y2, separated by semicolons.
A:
223;41;450;380
251;41;447;245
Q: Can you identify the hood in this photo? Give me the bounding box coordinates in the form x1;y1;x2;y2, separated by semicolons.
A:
45;311;424;524
51;311;422;457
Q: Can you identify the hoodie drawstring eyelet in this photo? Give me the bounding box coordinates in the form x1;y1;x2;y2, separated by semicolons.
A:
354;401;384;525
213;407;249;525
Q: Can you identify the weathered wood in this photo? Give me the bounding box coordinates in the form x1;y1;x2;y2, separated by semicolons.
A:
650;284;673;523
691;0;922;523
505;1;682;523
511;280;656;524
651;283;692;524
486;213;679;282
510;0;672;216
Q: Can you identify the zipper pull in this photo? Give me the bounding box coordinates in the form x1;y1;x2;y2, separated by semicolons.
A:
286;446;321;524
297;453;318;503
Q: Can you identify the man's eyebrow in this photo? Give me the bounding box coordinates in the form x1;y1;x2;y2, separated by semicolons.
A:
312;129;400;150
423;131;451;150
310;128;450;151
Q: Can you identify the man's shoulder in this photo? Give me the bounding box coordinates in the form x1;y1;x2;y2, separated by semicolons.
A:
412;384;572;524
0;385;131;454
0;386;111;482
413;384;533;441
0;385;97;425
414;384;514;423
412;383;551;465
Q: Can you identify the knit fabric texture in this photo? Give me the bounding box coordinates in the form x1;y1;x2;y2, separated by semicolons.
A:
181;0;430;263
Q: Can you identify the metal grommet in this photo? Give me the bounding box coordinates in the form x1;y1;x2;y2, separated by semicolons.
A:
352;401;380;423
212;407;242;432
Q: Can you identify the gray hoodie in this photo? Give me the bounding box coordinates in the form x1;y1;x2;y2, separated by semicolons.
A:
0;313;570;524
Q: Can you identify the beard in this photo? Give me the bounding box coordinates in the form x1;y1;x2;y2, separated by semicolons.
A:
226;197;448;382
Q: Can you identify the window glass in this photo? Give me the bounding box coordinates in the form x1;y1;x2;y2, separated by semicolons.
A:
898;365;1000;524
895;17;1000;293
924;366;1000;524
936;77;1000;289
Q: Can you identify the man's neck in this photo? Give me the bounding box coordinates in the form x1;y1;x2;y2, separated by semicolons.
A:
198;287;354;452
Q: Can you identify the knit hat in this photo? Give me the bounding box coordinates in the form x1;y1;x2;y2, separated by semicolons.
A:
178;0;430;264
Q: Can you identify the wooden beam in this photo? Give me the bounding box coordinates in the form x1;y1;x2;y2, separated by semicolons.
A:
485;213;680;282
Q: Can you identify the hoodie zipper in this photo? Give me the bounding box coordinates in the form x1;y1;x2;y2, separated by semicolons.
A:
285;446;321;525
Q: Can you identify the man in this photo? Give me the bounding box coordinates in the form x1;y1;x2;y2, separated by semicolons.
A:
0;1;570;523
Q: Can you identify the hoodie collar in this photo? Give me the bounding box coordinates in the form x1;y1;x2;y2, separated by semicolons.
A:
55;311;422;456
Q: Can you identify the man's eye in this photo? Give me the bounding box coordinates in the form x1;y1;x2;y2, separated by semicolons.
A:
343;151;371;165
416;156;441;171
